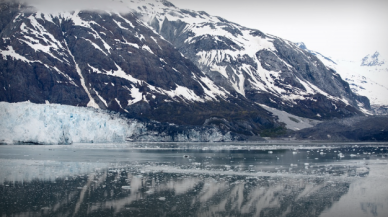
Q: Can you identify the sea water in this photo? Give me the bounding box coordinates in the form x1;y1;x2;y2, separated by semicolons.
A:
0;143;387;217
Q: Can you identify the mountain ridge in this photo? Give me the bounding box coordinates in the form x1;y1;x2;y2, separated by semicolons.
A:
0;0;377;142
0;0;284;138
133;0;370;119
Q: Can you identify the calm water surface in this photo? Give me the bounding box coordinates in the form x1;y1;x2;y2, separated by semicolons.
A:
0;143;387;217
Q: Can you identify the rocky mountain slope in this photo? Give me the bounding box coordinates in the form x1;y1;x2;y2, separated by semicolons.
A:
131;0;370;119
0;0;282;138
291;115;388;141
0;0;375;141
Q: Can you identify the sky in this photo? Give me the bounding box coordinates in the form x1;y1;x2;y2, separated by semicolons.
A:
11;0;388;61
168;0;388;61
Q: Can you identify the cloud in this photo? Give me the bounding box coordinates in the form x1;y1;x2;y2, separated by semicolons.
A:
12;0;137;13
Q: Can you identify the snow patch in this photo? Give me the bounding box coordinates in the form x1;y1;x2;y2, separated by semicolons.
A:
258;103;321;130
83;38;108;56
93;89;108;107
127;87;143;105
1;46;31;62
142;45;154;55
64;40;99;109
113;19;129;30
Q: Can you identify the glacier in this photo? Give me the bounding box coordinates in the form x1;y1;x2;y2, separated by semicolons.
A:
0;102;235;144
0;101;144;144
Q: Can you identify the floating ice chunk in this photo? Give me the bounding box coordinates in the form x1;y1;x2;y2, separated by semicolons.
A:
338;153;345;158
293;152;297;154
356;167;369;174
121;186;131;190
268;151;273;154
158;197;166;201
145;190;154;194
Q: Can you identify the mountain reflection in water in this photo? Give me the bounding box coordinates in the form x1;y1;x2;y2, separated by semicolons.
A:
0;143;387;217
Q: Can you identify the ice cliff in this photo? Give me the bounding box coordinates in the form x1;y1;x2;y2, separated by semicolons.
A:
0;102;235;144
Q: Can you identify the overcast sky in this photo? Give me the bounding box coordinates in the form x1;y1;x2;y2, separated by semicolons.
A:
14;0;388;61
169;0;388;61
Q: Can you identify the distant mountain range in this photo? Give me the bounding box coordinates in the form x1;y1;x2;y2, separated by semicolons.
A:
0;0;384;143
295;42;388;114
361;51;386;67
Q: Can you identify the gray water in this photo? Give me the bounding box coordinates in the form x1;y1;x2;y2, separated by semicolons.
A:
0;143;387;217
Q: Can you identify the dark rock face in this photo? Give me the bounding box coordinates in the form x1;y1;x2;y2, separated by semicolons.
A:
290;116;388;141
1;6;207;107
0;2;281;138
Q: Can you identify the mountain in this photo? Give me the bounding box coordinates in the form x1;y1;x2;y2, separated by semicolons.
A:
293;42;337;66
361;51;385;67
0;0;375;142
357;52;388;114
0;0;281;139
295;42;388;114
132;0;369;119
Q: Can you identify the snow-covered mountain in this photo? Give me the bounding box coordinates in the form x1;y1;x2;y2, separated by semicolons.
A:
336;56;388;107
0;0;281;138
361;51;386;67
295;42;388;114
0;0;375;142
130;0;369;119
293;42;338;66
